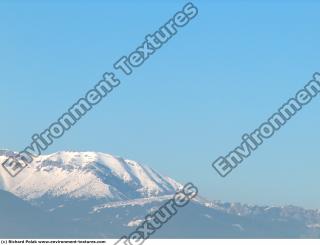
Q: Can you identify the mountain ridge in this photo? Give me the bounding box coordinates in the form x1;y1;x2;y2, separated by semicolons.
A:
1;150;320;238
0;150;181;203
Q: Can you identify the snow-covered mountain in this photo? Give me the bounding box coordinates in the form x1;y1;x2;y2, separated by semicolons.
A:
1;150;320;238
0;151;180;203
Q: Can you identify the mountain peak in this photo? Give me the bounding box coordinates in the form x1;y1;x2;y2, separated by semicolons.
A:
0;150;181;204
0;149;16;157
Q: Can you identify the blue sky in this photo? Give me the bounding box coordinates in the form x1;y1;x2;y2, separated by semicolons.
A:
1;0;320;209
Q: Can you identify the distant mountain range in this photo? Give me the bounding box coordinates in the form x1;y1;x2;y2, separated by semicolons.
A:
0;150;319;238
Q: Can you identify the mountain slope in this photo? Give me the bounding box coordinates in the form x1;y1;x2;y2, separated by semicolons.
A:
0;190;77;238
0;151;180;205
1;150;320;238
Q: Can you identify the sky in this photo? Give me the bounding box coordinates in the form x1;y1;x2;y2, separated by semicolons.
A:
0;0;320;209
